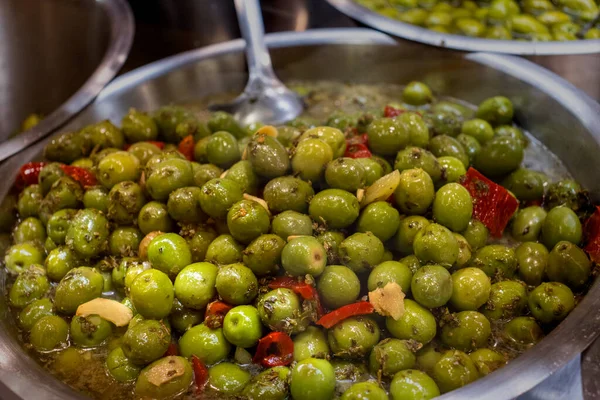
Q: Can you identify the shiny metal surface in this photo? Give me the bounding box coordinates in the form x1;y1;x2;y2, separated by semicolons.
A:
1;28;600;399
0;0;134;162
326;0;600;55
582;330;600;398
208;0;303;125
122;0;600;102
518;356;583;400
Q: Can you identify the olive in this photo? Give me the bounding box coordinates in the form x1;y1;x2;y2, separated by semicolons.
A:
248;134;290;179
242;366;290;400
468;245;517;279
394;216;430;256
135;356;193;399
547;240;591;289
440;311;491;351
541;206;582;249
470;349;506;376
503;316;544;347
227;199;271;244
258;288;308;335
9;265;49;308
387;299;437;344
263;176;314;214
309;189;360;230
432;350;480;393
528;282;575;324
54;267;104;315
290;358;336;400
367;117;410;156
394;147;442;183
70;315;112;347
339;232;384;274
205;234;244;265
413;223;459;268
325;157;367;192
369;338;417;377
294;326;330;362
411;265;453;308
328;316;380;359
282;236;327;277
483;280;528;321
394;168;435;216
474;136;523;178
390;369;440;400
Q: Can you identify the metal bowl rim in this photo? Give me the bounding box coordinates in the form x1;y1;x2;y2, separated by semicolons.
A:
3;27;600;400
326;0;600;55
0;0;135;162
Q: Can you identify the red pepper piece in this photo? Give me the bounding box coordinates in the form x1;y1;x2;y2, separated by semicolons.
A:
14;162;47;190
164;342;179;356
268;276;324;317
384;105;406;118
253;332;294;368
269;276;315;300
192;355;209;394
59;165;98;189
584;206;600;263
123;141;165;151
344;143;372;159
460;167;519;238
316;301;375;329
178;135;195;161
204;301;232;329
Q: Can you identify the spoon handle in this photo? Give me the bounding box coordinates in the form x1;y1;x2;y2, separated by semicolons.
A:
234;0;279;94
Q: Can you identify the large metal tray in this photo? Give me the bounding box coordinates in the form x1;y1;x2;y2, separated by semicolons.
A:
1;28;600;400
326;0;600;54
0;0;134;163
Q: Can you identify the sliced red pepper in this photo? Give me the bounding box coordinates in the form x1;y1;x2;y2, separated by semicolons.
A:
460;167;519;238
584;205;600;263
123;141;165;151
384;105;406;118
14;162;47;190
178;135;195;161
269;276;315;300
316;301;375;329
164;342;179;357
268;276;324;317
344;143;372;159
59;165;98;189
191;355;209;394
204;301;232;329
253;332;294;368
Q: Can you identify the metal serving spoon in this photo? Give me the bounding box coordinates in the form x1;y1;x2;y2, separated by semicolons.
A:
208;0;303;126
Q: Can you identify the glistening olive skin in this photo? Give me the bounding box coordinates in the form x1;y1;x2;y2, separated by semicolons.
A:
248;134;290;179
5;81;599;400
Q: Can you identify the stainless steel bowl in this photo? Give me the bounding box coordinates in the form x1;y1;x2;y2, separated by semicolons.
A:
326;0;600;55
0;0;134;162
1;28;600;400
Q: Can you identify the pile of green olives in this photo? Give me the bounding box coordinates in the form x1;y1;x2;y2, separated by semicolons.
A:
356;0;600;41
2;80;595;400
